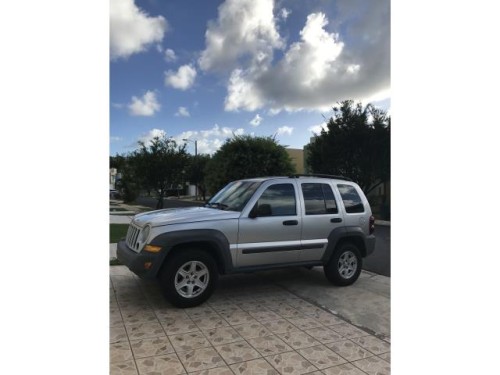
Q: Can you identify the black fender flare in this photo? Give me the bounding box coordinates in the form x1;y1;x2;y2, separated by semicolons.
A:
321;226;368;263
148;229;233;276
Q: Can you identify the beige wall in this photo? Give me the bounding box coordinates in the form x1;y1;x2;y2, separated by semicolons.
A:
286;148;305;174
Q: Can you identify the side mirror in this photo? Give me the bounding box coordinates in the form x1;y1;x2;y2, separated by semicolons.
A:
249;205;258;219
249;203;272;218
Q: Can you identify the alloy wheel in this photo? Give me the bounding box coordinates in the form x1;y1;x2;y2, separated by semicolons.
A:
174;261;210;298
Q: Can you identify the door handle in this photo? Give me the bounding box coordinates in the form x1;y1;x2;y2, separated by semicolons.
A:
283;220;298;226
330;218;342;223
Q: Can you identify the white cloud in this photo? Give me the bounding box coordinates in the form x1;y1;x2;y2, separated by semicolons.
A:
110;0;167;60
172;124;245;155
175;107;190;117
110;136;123;142
137;128;168;147
200;124;244;139
287;13;344;87
280;8;291;20
224;69;264;111
164;48;177;62
199;0;283;73
249;114;263;127
128;91;161;116
165;64;197;90
218;0;389;113
308;122;328;134
276;126;293;136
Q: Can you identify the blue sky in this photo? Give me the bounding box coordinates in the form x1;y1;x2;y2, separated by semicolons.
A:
110;0;390;156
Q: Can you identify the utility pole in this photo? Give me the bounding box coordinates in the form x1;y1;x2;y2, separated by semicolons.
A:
183;138;198;200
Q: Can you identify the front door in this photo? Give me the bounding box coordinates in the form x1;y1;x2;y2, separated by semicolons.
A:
237;182;302;267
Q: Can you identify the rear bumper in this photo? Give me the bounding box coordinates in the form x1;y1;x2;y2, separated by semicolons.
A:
116;240;159;279
365;235;376;257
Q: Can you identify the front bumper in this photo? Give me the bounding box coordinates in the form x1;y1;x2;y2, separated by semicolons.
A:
116;240;161;279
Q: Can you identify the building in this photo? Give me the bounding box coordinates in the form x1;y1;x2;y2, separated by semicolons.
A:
110;168;117;190
286;148;305;174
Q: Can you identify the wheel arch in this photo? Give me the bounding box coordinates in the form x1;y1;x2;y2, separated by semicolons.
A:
322;226;368;263
162;241;227;275
148;229;233;277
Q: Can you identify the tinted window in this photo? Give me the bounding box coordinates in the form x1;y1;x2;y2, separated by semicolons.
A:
255;184;296;216
338;184;365;213
302;183;338;215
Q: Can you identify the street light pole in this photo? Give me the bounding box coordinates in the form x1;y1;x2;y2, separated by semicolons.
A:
183;138;198;200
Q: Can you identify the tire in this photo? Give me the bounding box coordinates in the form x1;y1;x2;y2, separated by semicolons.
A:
324;242;362;286
159;249;218;308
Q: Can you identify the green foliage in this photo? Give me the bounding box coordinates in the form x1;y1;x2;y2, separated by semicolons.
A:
130;135;189;208
307;100;390;195
110;154;127;170
186;154;211;200
113;154;140;203
205;135;296;195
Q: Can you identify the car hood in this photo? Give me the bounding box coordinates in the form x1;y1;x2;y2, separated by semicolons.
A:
132;207;240;227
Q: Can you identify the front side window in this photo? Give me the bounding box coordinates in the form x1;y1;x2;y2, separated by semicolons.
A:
301;183;338;215
337;184;365;213
254;184;296;216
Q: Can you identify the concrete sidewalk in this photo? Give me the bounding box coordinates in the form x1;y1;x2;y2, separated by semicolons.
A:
111;265;390;375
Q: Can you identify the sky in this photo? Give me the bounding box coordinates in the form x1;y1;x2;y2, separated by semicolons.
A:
110;0;390;156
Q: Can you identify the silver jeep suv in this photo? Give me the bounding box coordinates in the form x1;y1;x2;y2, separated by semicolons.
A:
117;175;376;307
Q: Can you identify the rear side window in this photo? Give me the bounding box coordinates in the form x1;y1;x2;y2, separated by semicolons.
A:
338;184;365;213
256;184;297;216
301;183;338;215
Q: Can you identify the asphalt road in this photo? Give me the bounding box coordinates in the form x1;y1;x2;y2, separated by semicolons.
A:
135;196;390;277
363;224;390;277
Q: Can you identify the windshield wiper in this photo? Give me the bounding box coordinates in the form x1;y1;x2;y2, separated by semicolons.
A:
204;202;229;210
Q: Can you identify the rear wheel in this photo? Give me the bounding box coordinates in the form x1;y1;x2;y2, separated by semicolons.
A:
159;249;218;308
324;242;362;286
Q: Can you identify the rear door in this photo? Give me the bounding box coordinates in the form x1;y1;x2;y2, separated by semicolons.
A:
299;180;344;261
237;181;302;267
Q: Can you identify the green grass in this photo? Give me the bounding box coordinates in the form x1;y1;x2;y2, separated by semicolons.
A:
110;224;129;243
110;258;122;266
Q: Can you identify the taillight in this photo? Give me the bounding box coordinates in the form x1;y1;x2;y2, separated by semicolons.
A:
369;215;375;234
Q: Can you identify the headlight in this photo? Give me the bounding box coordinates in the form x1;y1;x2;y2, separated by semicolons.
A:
139;225;151;243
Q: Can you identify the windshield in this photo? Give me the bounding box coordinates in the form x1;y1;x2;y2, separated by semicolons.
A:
206;180;262;212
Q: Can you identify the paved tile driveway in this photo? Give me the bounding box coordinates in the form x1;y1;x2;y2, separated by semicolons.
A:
110;266;390;375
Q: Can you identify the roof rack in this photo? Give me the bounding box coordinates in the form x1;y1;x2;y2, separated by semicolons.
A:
289;174;352;182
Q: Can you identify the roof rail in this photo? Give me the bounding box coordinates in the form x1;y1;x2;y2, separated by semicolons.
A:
289;174;353;182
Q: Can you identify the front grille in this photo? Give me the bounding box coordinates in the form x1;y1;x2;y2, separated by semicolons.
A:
126;223;141;252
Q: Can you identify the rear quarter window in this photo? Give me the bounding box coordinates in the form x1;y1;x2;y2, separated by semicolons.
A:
337;184;365;213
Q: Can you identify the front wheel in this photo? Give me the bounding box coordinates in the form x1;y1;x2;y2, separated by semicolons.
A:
324;242;362;286
159;249;218;308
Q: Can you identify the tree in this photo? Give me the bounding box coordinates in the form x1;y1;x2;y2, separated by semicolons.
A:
110;154;127;170
307;100;390;195
205;135;295;195
130;135;188;209
185;154;211;201
110;154;141;202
